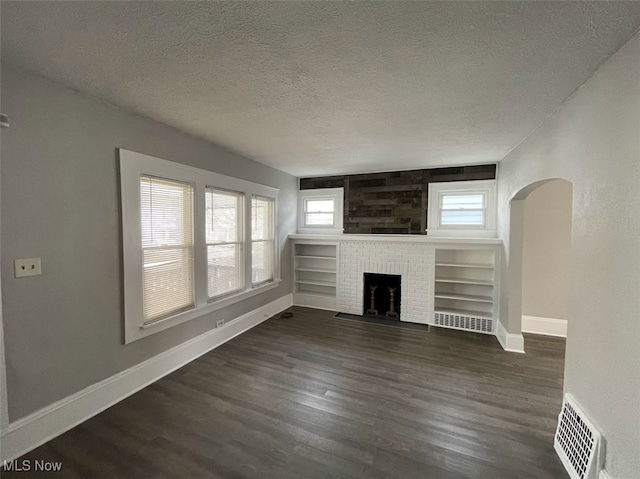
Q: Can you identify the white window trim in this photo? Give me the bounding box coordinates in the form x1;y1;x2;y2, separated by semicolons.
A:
251;194;276;287
426;180;497;238
120;149;280;343
297;187;344;235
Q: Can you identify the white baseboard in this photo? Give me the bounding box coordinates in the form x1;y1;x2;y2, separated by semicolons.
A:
599;470;612;479
0;294;292;462
496;321;525;353
522;315;567;337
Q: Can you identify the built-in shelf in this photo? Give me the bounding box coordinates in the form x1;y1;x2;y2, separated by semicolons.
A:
435;262;493;269
295;255;337;260
296;289;336;298
434;293;493;303
295;267;337;273
435;277;494;286
293;240;338;310
295;279;336;287
434;247;497;330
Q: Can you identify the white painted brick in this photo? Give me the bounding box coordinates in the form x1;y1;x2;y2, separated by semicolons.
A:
337;240;435;323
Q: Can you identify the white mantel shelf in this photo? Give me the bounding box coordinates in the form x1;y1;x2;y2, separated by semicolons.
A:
289;234;502;245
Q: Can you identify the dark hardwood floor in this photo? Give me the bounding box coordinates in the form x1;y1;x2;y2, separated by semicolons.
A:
3;307;567;478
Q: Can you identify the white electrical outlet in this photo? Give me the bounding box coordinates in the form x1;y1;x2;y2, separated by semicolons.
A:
14;257;42;278
216;319;225;327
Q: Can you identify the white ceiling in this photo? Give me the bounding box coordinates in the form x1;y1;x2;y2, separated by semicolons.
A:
2;2;640;177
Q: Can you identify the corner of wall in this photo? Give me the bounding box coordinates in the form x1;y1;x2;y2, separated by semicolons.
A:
496;320;525;353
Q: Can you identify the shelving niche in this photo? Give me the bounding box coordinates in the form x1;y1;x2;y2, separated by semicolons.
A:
434;248;497;334
293;241;338;310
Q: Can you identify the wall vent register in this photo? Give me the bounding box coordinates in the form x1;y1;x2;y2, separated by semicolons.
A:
554;394;605;479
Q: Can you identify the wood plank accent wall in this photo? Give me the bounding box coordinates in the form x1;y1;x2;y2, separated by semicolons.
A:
300;164;496;234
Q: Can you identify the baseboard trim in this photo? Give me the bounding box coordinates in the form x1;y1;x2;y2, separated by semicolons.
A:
522;315;567;337
599;470;612;479
496;321;525;353
0;294;293;462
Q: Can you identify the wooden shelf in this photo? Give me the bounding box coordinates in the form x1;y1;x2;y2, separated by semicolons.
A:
295;255;337;260
435;277;493;286
295;289;336;298
295;279;336;287
434;293;493;303
295;267;336;273
435;262;493;269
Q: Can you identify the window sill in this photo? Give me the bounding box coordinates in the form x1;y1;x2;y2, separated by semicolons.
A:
297;227;344;235
131;279;282;341
425;229;497;238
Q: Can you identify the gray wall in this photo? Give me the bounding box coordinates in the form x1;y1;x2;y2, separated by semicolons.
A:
522;179;572;320
0;64;297;421
496;32;640;478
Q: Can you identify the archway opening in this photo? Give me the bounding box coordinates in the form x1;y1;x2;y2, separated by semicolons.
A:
508;178;573;353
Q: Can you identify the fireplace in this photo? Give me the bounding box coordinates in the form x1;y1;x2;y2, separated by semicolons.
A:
363;273;401;320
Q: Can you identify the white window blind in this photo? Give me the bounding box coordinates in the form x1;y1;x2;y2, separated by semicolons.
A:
206;187;244;299
440;193;486;227
251;195;275;286
304;198;335;226
140;175;195;324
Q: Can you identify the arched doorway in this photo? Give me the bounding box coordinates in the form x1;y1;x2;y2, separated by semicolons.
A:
507;178;573;350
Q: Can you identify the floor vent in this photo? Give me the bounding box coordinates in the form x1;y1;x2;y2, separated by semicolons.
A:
434;312;493;333
554;394;605;479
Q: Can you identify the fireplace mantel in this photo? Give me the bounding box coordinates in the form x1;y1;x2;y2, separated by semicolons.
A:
289;234;502;245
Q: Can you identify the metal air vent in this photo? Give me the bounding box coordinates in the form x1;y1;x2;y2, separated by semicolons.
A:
434;312;493;333
554;394;605;479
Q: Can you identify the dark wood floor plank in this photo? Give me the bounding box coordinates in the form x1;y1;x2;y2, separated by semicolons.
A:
3;306;567;478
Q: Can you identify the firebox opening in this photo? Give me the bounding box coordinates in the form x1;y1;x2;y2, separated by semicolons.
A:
363;273;401;320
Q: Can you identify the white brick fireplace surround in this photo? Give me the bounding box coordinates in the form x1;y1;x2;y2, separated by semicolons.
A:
338;240;433;323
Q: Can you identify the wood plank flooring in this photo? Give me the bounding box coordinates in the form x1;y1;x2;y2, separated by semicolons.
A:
3;307;567;478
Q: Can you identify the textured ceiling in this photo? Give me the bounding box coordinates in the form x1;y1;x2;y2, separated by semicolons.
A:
2;2;640;177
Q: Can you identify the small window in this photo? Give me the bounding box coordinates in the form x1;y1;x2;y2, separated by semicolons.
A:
140;175;195;324
427;180;496;237
297;188;344;234
206;187;244;299
304;198;335;226
251;195;275;286
440;193;486;227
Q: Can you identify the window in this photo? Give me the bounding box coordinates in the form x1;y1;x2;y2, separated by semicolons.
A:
206;188;244;299
297;187;344;234
140;175;195;323
251;195;275;286
440;193;486;227
120;149;280;343
304;198;335;226
427;180;496;237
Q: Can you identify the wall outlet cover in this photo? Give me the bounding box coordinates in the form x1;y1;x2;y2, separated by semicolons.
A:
14;258;42;278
